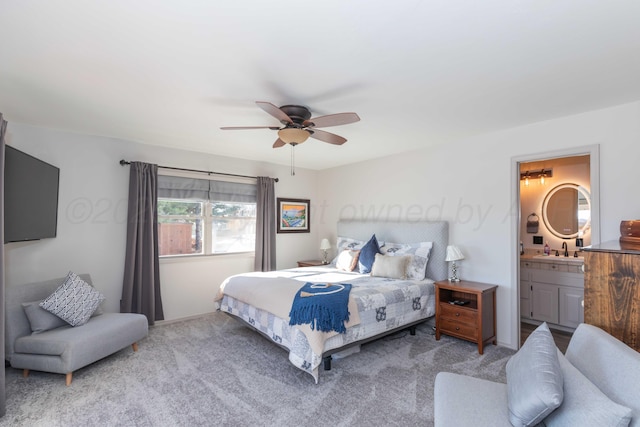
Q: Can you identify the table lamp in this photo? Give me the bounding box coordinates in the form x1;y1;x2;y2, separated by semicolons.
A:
445;245;464;282
320;238;331;264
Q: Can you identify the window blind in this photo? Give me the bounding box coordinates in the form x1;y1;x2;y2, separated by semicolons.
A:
157;176;257;203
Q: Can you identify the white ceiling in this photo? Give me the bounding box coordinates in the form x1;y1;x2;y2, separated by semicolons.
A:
1;1;639;170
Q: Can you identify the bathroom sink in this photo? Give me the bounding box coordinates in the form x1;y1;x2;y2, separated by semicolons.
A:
533;254;584;262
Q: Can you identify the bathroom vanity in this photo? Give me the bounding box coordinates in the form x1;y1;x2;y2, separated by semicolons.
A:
520;254;584;330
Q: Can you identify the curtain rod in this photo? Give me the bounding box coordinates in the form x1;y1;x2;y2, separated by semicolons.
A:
119;160;278;182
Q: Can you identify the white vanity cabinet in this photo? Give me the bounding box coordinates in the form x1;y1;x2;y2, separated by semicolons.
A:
520;259;584;330
531;282;560;324
558;286;585;328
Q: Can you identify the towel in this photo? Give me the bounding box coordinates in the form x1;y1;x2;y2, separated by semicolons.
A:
289;282;352;334
527;213;539;233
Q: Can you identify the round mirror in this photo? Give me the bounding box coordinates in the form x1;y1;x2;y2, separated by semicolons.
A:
542;183;591;238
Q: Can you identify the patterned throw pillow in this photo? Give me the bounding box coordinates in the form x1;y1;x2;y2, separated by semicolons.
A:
40;271;106;327
379;241;433;280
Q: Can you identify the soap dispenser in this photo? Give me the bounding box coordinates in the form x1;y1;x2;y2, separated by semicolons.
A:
544;241;550;256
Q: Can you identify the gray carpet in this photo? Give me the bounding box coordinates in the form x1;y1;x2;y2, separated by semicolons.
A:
1;312;515;426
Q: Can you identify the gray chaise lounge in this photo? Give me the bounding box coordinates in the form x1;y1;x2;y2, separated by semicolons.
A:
5;274;148;385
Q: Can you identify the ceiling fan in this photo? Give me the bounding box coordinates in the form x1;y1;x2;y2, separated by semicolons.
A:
221;101;360;148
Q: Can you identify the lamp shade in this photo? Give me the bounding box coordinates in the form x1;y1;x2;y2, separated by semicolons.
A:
445;245;464;262
278;128;311;144
320;238;331;250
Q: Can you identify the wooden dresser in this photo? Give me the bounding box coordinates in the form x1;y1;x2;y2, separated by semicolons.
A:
582;240;640;352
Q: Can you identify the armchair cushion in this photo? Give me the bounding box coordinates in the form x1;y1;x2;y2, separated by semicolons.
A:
543;351;632;427
22;300;67;334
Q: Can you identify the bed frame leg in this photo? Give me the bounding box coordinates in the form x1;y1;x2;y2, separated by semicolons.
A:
409;325;417;335
323;355;332;371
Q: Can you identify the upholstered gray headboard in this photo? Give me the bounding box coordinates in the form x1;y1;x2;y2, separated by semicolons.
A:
336;220;449;281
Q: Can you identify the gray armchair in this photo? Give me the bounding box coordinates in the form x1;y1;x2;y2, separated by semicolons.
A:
5;274;148;385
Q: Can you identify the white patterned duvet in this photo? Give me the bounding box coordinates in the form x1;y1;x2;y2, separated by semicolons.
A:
218;266;436;383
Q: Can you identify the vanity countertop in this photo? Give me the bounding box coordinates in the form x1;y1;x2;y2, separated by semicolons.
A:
520;253;584;265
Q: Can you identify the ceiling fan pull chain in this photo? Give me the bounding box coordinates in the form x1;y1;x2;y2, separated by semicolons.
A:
290;144;296;176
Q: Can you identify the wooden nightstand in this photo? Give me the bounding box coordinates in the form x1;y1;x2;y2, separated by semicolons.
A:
297;260;327;267
435;280;498;354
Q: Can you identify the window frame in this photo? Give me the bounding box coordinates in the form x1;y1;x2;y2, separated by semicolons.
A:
157;172;257;258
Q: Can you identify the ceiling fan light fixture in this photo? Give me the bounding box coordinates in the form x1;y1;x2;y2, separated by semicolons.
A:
278;128;311;144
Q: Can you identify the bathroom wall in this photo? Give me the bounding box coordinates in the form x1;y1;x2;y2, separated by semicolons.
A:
520;155;590;254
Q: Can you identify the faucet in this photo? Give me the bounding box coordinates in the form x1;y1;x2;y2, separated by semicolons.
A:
562;242;569;257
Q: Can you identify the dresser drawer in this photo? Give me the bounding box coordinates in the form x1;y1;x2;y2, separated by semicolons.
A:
439;303;477;325
439;318;477;340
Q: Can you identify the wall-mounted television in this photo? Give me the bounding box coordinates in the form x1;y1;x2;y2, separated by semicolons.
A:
4;145;60;243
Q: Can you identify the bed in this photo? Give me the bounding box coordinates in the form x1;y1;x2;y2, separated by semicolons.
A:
216;220;449;382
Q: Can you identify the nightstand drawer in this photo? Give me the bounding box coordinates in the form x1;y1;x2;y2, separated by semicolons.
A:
438;303;477;325
439;318;477;340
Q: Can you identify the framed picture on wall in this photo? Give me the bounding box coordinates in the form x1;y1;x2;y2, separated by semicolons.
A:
277;198;310;233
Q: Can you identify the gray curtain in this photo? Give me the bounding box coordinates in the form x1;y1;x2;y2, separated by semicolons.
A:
254;176;276;271
0;113;7;416
121;162;164;324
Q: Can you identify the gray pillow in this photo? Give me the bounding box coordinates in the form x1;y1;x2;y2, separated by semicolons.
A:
544;351;632;427
506;322;563;427
22;300;67;333
40;271;105;327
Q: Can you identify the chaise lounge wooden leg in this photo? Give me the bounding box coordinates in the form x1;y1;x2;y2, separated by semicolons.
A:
23;369;29;378
66;372;73;386
131;342;138;352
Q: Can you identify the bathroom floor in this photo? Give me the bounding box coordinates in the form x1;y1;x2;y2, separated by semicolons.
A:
521;322;572;353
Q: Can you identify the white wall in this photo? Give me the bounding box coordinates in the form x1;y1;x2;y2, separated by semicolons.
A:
4;124;320;321
6;101;639;335
317;101;640;349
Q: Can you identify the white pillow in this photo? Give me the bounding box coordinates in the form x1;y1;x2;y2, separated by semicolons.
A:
379;241;433;280
335;249;360;271
370;254;410;279
40;271;105;327
330;236;365;266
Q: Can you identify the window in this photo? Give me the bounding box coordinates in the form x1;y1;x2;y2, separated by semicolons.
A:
157;175;257;257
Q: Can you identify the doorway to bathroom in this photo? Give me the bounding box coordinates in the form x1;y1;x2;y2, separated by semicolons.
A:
513;145;600;349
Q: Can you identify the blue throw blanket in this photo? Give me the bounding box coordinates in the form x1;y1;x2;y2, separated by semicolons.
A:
289;282;352;334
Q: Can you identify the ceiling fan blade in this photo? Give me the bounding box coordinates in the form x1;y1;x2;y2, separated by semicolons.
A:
220;126;280;130
273;138;286;148
256;101;293;125
309;129;347;145
304;112;360;128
